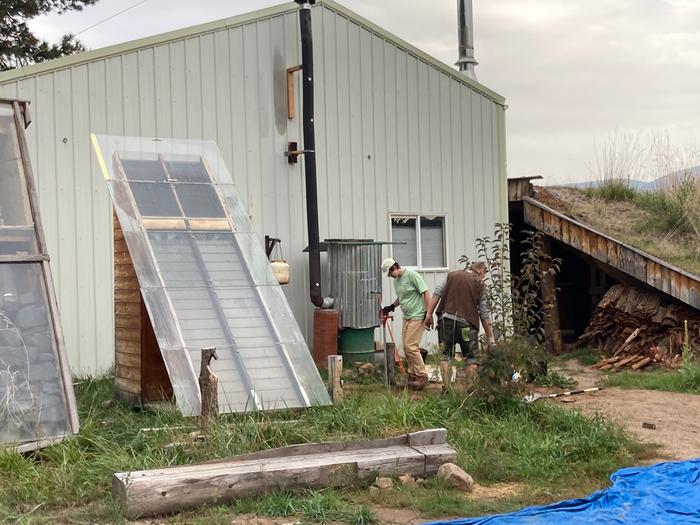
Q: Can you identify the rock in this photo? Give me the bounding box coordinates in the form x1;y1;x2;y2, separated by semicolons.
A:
374;477;393;490
358;362;375;375
437;463;475;492
398;473;417;486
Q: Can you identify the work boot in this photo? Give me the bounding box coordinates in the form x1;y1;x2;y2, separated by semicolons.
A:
409;373;428;390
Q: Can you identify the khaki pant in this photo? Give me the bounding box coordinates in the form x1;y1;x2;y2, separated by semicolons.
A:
402;319;427;377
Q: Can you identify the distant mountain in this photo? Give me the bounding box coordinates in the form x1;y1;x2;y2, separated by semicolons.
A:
561;179;656;191
652;165;700;188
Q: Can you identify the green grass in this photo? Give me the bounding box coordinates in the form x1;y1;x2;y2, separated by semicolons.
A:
579;180;700;275
584;181;638;202
602;363;700;394
0;375;652;524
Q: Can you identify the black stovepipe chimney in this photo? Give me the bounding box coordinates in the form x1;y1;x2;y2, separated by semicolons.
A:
295;0;330;308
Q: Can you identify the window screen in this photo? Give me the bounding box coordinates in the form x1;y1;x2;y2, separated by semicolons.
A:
391;217;418;266
420;216;446;268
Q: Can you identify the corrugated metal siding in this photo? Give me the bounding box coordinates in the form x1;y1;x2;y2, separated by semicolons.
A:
313;8;507;348
0;4;507;373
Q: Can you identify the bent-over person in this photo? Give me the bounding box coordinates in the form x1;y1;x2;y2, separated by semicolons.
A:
425;261;495;384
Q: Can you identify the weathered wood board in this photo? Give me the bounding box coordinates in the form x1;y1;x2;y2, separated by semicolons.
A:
113;429;455;518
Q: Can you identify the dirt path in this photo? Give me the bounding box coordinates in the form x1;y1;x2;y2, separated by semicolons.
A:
551;360;700;460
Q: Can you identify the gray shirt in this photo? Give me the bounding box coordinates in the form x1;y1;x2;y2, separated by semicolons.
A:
433;273;491;325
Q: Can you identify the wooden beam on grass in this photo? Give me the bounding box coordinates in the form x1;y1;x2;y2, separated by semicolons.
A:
112;429;454;519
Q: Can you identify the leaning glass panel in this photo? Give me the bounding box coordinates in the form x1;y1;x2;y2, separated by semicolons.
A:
93;135;330;414
0;263;70;445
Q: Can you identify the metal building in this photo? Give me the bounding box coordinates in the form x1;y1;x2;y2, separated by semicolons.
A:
0;0;507;374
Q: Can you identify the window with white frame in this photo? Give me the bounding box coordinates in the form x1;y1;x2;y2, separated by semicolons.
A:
390;215;447;269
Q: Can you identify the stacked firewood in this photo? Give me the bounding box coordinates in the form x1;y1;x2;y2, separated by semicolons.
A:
578;284;700;370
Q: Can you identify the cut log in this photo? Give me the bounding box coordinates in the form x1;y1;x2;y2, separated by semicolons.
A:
613;354;641;369
593;355;623;368
632;357;652;370
112;429;456;519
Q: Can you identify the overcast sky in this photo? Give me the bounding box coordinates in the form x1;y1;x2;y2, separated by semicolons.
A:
29;0;700;184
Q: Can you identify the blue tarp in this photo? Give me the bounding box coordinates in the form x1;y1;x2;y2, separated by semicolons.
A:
425;458;700;525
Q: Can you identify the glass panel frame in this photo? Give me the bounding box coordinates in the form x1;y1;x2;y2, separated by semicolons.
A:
93;134;330;415
0;101;78;451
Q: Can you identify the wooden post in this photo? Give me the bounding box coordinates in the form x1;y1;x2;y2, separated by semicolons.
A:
198;347;218;430
327;355;343;402
541;238;563;355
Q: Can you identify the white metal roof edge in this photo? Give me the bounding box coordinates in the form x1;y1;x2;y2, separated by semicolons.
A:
320;0;506;106
0;0;506;106
0;2;297;82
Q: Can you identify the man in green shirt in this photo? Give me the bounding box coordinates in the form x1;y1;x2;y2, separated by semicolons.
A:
381;257;431;389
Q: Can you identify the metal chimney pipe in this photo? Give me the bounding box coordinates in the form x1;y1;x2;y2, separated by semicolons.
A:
455;0;478;80
295;0;332;309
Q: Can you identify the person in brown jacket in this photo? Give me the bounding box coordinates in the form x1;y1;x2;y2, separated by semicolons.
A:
424;261;495;385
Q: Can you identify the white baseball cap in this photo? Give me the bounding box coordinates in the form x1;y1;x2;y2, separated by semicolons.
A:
381;257;397;275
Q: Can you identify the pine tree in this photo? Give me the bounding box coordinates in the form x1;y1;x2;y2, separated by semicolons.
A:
0;0;98;71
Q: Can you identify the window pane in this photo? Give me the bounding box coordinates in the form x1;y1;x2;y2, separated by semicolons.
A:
0;106;33;228
129;182;181;217
0;263;70;444
391;217;417;266
120;159;166;182
175;184;226;218
164;160;209;182
420;216;446;268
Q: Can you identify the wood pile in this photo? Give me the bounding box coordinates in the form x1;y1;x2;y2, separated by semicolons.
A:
578;284;700;370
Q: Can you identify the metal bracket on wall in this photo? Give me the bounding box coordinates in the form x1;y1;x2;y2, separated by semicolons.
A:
265;235;281;259
284;141;314;164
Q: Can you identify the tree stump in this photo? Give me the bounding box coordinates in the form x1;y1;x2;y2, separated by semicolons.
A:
198;347;218;430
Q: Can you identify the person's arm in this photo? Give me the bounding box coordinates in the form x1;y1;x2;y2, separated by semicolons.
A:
421;290;433;329
424;279;445;329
